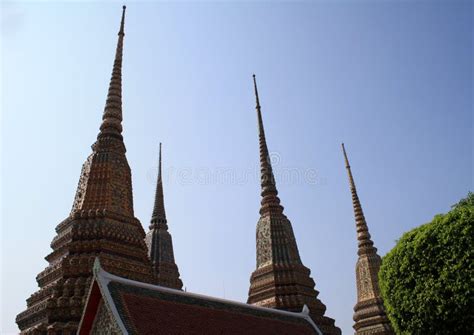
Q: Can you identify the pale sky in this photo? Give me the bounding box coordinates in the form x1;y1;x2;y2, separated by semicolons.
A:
1;1;472;333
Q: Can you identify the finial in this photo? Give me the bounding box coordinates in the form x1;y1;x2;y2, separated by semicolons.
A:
119;6;126;36
93;257;102;277
302;304;310;315
342;142;355;190
341;142;350;169
159;142;162;158
159;142;162;181
253;74;261;109
151;142;167;227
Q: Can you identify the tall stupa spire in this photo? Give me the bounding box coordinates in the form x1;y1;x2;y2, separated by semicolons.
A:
342;143;375;255
70;5;132;217
98;5;126;140
342;143;394;335
16;7;155;333
247;75;341;335
253;74;283;216
145;143;183;290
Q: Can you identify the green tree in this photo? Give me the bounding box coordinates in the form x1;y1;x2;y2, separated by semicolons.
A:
379;193;474;334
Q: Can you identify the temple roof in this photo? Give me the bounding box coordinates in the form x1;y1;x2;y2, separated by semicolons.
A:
79;259;321;335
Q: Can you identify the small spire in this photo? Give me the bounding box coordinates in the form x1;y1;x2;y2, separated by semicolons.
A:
97;6;127;141
151;143;167;228
341;143;375;255
146;143;183;290
252;75;283;216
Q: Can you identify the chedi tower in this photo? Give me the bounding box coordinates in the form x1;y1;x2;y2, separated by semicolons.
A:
16;7;155;334
247;75;341;335
341;143;394;335
145;143;183;290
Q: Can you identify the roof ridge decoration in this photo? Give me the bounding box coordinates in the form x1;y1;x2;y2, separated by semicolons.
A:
89;258;128;334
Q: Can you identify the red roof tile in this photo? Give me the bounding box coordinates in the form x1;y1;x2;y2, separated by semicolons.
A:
79;259;321;335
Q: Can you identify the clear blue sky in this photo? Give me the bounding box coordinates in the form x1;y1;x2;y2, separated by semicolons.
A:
1;1;472;333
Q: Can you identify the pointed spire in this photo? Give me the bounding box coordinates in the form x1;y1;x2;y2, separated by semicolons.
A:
17;7;157;333
342;144;394;335
151;143;167;228
341;143;375;255
252;74;283;216
71;5;134;217
98;5;127;140
248;76;341;335
145;143;183;290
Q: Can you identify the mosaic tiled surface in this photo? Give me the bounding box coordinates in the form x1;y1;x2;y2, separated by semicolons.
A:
108;281;317;334
16;8;155;334
342;144;394;334
248;76;341;335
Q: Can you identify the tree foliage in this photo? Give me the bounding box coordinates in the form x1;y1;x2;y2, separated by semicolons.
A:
379;192;474;334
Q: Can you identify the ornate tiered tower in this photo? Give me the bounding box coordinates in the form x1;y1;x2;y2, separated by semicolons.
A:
247;75;341;335
341;143;394;335
145;143;183;290
16;7;155;334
